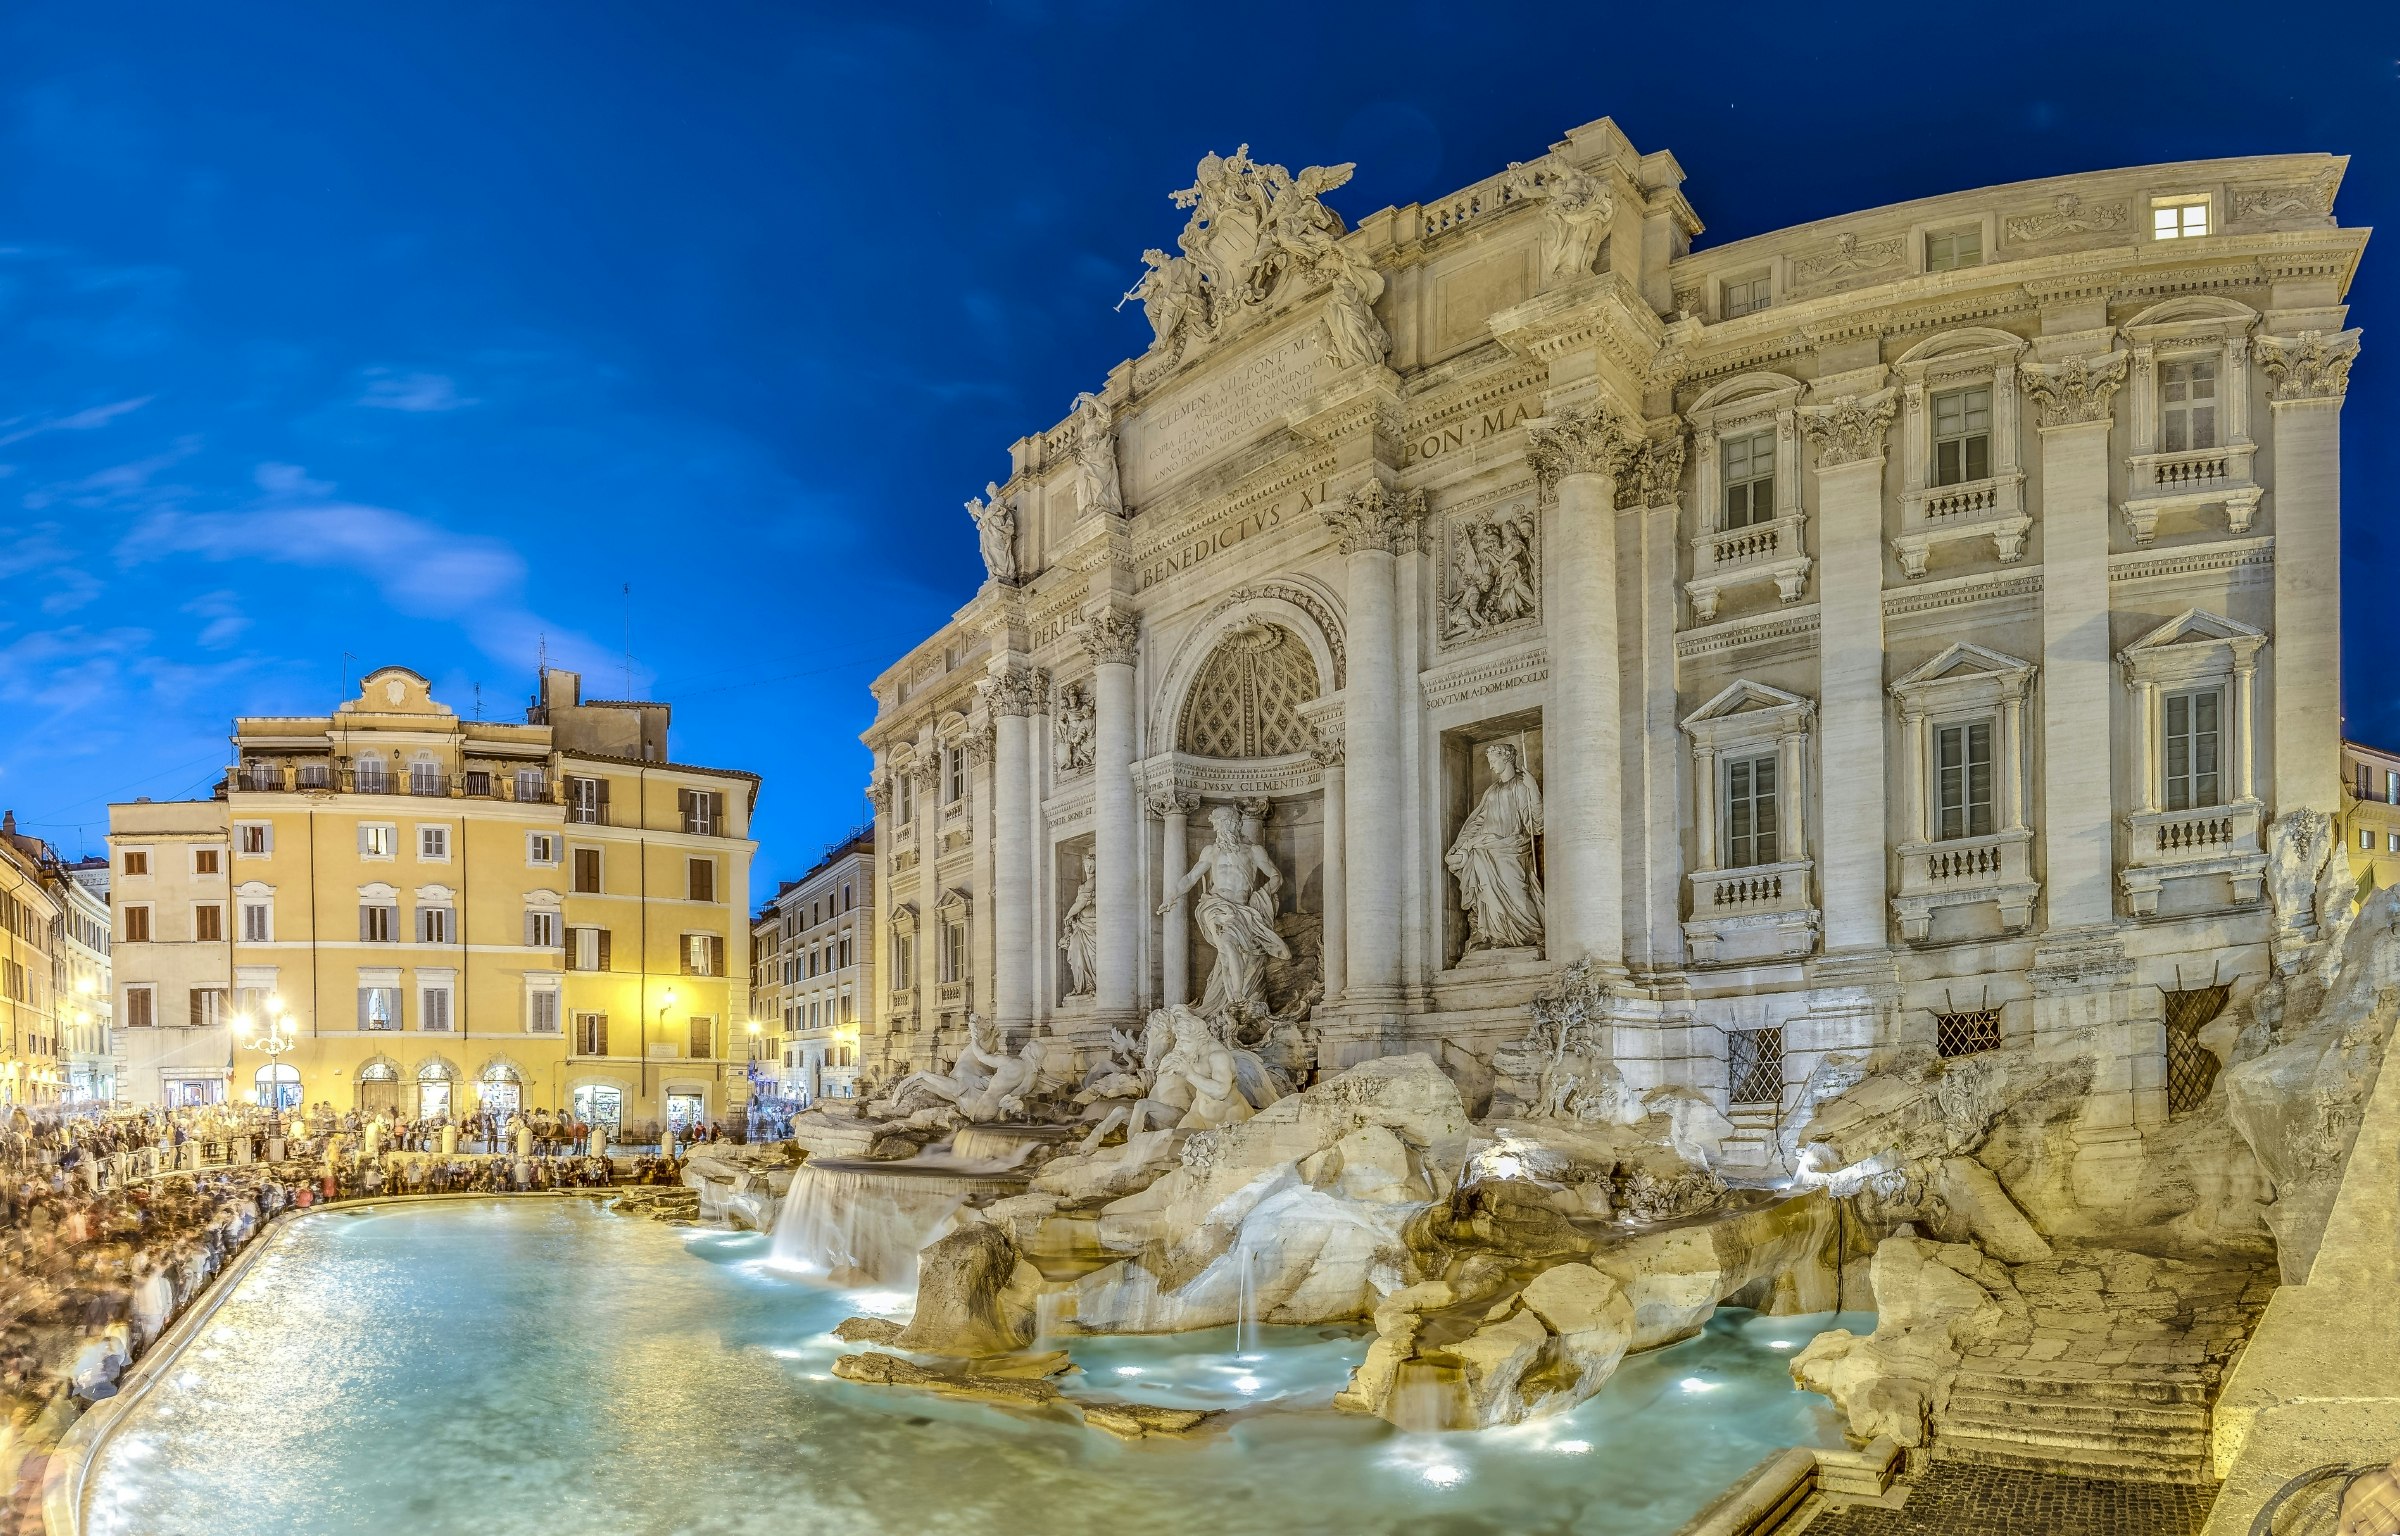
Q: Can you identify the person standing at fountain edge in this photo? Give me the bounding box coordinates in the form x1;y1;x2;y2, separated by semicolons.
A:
1445;741;1545;952
1160;804;1288;1017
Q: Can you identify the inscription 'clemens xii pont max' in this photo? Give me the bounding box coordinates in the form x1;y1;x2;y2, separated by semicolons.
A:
1120;331;1322;501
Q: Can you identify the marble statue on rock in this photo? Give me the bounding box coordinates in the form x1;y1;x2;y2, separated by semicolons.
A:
1446;742;1545;954
1070;392;1125;518
873;1013;1010;1117
1162;804;1290;1019
1053;682;1095;772
1078;1005;1256;1151
1537;163;1613;283
964;482;1018;585
1059;851;1099;1000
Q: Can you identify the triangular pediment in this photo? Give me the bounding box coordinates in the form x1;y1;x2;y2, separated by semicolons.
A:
1894;641;2034;689
934;886;972;917
1681;679;1813;731
2121;608;2265;656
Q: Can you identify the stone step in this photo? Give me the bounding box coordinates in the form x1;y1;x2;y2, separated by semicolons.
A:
1950;1366;2213;1406
1932;1431;2215;1486
1941;1389;2210;1436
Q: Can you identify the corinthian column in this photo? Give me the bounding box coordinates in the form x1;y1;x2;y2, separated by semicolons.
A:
1317;483;1421;1004
1526;404;1640;968
1081;607;1142;1024
1148;786;1199;1006
2022;353;2129;927
1312;729;1346;1004
1798;387;1898;953
981;661;1045;1031
2258;328;2359;816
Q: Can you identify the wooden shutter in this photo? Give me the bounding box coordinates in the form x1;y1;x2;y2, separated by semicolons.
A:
678;787;695;831
188;988;206;1027
689;858;713;903
524;911;538;947
596;928;612;971
357;989;371;1030
360;906;375;942
597;777;611;824
709;934;725;977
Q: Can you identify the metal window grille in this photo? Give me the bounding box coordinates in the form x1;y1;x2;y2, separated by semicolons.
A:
2164;985;2229;1116
1936;1008;2003;1059
1727;1026;1784;1106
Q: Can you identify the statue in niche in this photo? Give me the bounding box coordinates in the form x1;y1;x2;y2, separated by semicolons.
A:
1446;741;1546;953
1317;243;1389;370
1445;509;1536;641
964;482;1017;585
1059;851;1099;1000
1161;804;1290;1018
1078;1005;1257;1151
1053;682;1095;772
1070;392;1124;517
1537;163;1614;283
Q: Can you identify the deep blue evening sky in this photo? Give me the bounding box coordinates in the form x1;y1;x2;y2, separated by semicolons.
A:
2;2;2395;893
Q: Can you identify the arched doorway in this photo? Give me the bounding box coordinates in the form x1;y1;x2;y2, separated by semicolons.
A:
417;1060;456;1120
254;1062;301;1111
477;1061;524;1116
356;1060;401;1116
570;1082;622;1132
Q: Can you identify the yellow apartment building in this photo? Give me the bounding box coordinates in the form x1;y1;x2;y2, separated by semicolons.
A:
2343;738;2400;899
0;814;65;1107
110;665;759;1134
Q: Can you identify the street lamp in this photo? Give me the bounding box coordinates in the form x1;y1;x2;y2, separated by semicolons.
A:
238;1005;297;1112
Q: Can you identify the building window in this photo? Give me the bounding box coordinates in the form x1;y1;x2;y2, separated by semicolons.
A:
1722;753;1780;868
1720;429;1775;530
525;910;561;949
232;824;269;857
895;773;915;825
575;1012;608;1054
527;832;560;866
418;906;453;944
360;904;396;943
2389;832;2400;853
1727;1026;1784;1106
409;758;443;796
2367;828;2379;852
940;920;966;984
2157;356;2219;452
1930;385;1991;487
945;749;966;805
568;776;604;824
2386;770;2397;806
2164;985;2228;1115
527;989;561;1034
195;847;221;876
358;986;401;1031
680;789;724;835
515;768;547;804
572;847;602;893
355;756;389;793
240;900;272;943
421;985;453;1032
360;824;395;859
124;906;151;943
688;858;716;903
1924;227;1982;271
894;932;915;989
843;883;853;911
1936;1009;2002;1058
2152;196;2210;240
684;933;725;977
688;1016;714;1058
1723;273;1771;319
464;770;492;798
122;848;150;876
2162;689;2222;811
124;986;155;1028
1935;720;1996;841
570;926;610;971
195;904;224;942
298;761;331;790
419;825;449;860
189;987;228;1028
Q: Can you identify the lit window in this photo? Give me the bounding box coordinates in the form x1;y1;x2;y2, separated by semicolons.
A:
1723;274;1771;319
237;824;271;856
527;832;560;865
2153;198;2210;239
1720;430;1776;530
1930;386;1992;487
515;768;548;803
359;824;395;859
358;986;401;1031
2159;357;2219;452
1925;228;1982;272
525;910;560;949
1722;753;1780;868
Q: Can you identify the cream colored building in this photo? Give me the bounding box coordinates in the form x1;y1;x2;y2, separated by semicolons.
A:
0;814;65;1107
863;117;2360;1172
109;666;759;1131
55;857;113;1102
2342;738;2400;897
750;829;872;1104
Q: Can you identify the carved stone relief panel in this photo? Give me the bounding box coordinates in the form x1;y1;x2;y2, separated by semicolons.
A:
1438;498;1540;652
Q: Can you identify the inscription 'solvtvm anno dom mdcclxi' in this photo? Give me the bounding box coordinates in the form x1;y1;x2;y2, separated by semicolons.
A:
863;115;2362;1171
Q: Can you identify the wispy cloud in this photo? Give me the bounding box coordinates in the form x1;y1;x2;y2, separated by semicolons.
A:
180;589;249;649
37;568;102;616
0;394;153;448
357;369;476;412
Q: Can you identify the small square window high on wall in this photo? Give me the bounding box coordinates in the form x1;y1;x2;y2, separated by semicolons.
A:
2153;197;2210;239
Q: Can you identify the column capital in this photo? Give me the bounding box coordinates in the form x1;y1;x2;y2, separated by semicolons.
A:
1144;785;1199;819
865;771;893;811
1319;481;1425;556
1525;401;1641;491
1798;388;1898;467
2019;351;2129;430
2257;328;2360;405
1078;607;1141;666
1616;430;1687;510
980;661;1048;718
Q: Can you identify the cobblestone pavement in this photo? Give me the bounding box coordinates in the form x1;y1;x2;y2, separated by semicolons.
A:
1804;1462;2216;1536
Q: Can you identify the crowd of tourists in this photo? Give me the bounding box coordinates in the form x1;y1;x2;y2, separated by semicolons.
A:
0;1102;690;1519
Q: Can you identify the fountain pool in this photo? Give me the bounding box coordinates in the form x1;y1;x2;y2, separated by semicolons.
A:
81;1198;1868;1536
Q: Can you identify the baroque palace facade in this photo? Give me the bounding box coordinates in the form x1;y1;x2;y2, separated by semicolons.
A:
110;666;759;1130
862;116;2362;1169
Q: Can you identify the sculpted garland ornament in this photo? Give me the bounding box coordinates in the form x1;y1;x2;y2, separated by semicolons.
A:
2019;352;2130;428
1799;390;1899;466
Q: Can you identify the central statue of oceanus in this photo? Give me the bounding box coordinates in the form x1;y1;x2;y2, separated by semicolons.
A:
1160;804;1288;1018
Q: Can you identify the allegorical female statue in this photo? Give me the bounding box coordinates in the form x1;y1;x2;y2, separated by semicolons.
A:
1445;741;1545;952
966;482;1018;585
1059;851;1100;999
1160;805;1289;1017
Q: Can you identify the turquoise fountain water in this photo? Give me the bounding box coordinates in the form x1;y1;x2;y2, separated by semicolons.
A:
85;1199;1867;1536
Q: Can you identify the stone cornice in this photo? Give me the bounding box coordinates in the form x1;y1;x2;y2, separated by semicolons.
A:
2109;536;2274;586
1674;605;1821;664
